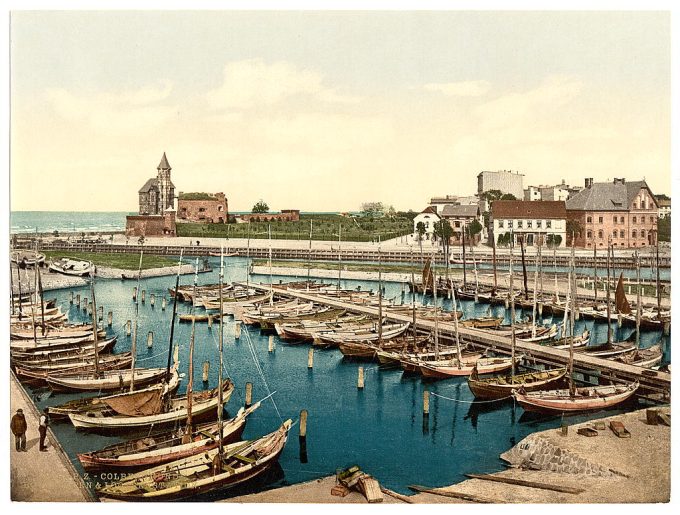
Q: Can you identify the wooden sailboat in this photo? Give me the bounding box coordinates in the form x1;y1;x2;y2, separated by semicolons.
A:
512;239;639;414
48;257;95;276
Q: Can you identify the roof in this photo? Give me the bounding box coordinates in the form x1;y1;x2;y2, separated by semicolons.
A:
440;204;479;218
419;206;439;215
158;152;171;170
566;180;656;211
138;178;158;193
492;200;567;219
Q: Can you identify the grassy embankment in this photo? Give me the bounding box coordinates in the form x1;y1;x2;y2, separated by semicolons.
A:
177;214;413;242
42;251;177;270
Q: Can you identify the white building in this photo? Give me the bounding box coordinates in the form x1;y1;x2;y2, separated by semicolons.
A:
524;186;542;201
413;206;440;240
477;170;524;199
492;200;568;247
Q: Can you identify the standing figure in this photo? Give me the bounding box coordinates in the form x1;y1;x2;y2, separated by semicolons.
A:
10;409;27;452
39;408;49;451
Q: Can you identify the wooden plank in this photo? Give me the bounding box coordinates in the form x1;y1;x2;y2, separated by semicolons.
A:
408;484;496;503
380;487;414;504
357;476;383;503
464;474;585;494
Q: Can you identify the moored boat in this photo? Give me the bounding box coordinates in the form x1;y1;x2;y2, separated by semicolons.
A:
467;366;567;400
512;382;639;414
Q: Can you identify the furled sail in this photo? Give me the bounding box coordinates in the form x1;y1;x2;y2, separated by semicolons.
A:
615;272;632;314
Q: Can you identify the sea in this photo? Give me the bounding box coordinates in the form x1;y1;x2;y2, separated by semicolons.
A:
10;211;130;235
22;257;670;501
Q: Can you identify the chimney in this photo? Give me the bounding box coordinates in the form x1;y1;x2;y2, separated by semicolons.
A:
584;178;593;189
613;177;626;185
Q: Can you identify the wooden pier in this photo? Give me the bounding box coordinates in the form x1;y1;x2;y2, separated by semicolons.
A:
240;283;671;399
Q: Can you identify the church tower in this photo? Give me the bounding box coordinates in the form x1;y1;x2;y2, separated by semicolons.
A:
156;152;175;212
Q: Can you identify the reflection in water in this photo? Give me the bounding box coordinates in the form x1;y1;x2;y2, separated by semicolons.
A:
299;436;308;464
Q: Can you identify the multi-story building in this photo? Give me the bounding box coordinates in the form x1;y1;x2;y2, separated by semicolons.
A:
440;204;482;245
491;200;567;247
477;170;524;199
177;192;228;223
137;153;175;215
657;195;671;219
429;194;478;213
524;186;542;201
566;178;658;248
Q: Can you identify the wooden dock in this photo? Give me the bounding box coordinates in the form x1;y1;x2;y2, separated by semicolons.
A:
240;282;671;398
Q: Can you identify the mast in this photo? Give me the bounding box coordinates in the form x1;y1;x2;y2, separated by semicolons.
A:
635;251;641;348
531;242;539;338
9;261;14;316
606;238;613;345
656;235;661;316
337;223;342;290
129;251;144;392
307;219;313;291
186;258;199;435
491;229;498;296
461;222;467;290
268;224;273;306
377;246;383;346
433;265;440;361
410;246;417;349
561;247;571;339
217;245;225;454
593;245;598;302
568;244;576;397
90;271;100;377
30;266;38;345
509;243;516;380
471;238;479;296
36;264;46;336
246;222;251;291
166;249;184;382
553;248;559;304
450;269;462;370
519;235;528;300
16;264;22;320
570;236;577;338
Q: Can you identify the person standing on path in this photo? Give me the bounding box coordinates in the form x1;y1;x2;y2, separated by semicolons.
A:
39;408;49;451
11;408;27;451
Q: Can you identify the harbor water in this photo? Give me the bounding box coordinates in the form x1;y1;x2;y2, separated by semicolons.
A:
24;256;669;500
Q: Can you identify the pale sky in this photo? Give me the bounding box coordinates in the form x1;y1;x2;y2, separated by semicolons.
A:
10;10;670;212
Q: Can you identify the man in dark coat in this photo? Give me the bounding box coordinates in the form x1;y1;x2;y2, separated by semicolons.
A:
39;408;49;451
10;409;27;451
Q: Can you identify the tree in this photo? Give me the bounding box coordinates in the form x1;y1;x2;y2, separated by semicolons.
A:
500;193;517;200
252;200;269;213
360;201;384;217
138;235;145;246
479;189;504;202
658;217;670;242
385;205;397;218
416;222;426;241
566;219;582;240
468;219;483;237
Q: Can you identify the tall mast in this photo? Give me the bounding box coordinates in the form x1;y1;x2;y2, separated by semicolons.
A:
186;258;199;435
246;222;251;291
520;235;528;300
36;264;46;336
15;264;22;320
30;267;38;345
433;265;439;361
606;238;613;345
410;246;417;348
217;245;225;454
450;269;462;370
568;245;576;397
570;236;577;338
337;223;342;290
461;222;467;290
509;243;516;380
9;261;14;316
656;234;661;316
307;219;313;291
491;229;498;295
90;272;100;377
166;249;184;382
471;238;479;295
377;246;383;346
268;224;273;306
553;248;559;304
130;251;144;392
593;245;598;302
635;251;641;349
531;242;539;338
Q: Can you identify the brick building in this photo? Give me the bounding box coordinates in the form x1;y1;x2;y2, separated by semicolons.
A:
492;200;567;247
125;210;177;237
177;192;228;223
237;210;300;223
566;178;658;248
439;204;482;246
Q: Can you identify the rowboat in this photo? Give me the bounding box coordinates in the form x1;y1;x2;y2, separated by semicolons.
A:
338;335;429;360
11;323;99;340
11;250;45;267
48;258;95;277
10;334;113;353
313;321;411;348
77;403;260;471
178;313;220;323
541;329;590;349
467;366;567;400
47;366;173;393
615;342;663;368
96;419;292;501
274;315;370;341
14;353;133;384
419;356;518;380
516;324;559;343
10;337;116;360
512;382;639;414
68;380;234;432
399;348;477;373
459;317;504;329
258;307;346;332
208;251;239;257
575;331;638;358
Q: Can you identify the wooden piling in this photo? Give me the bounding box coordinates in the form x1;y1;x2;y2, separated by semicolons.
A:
87;301;93;315
561;424;568;436
663;320;670;336
538;303;543;317
307;348;314;369
69;291;74;304
126;320;131;336
646;409;658;425
141;290;146;303
161;297;166;310
82;297;88;311
76;294;80;308
245;382;253;407
202;361;210;382
147;331;153;348
268;335;275;352
235;322;241;339
150;293;155;307
107;311;113;327
357;367;364;389
133;287;137;301
208;315;213;329
299;409;308;438
423;390;430;416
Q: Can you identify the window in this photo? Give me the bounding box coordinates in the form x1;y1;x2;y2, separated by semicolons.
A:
598;230;604;239
613;230;618;238
641;216;645;223
641;229;646;237
454;221;461;228
620;217;625;224
621;230;625;238
508;221;513;228
198;207;206;212
498;220;504;228
537;220;542;228
632;230;637;238
527;220;532;228
650;216;655;223
217;205;224;212
546;220;552;228
517;220;523;228
633;216;637;223
586;216;592;223
634;203;638;209
613;216;618;223
587;230;593;238
598;216;603;223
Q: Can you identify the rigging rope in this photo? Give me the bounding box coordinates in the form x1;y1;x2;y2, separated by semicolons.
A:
429;391;513;404
242;325;283;423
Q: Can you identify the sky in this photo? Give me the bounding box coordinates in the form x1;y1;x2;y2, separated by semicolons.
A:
9;10;671;213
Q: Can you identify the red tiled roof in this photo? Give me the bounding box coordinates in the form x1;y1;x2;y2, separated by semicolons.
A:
492;200;567;219
420;206;438;215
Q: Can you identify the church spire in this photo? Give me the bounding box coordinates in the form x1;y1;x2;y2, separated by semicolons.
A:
157;152;171;170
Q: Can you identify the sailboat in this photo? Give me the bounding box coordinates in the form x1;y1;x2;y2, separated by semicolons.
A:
512;240;639;414
468;245;567;400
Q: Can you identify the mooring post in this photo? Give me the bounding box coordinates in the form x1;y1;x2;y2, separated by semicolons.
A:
307;348;314;369
268;335;275;353
235;321;241;340
126;320;131;336
141;290;146;303
147;331;153;348
107;311;113;327
150;293;155;307
202;361;210;382
82;297;88;311
357;367;364;389
69;291;74;304
245;382;253;407
423;390;430;417
132;287;137;301
299;409;308;438
646;409;658;425
208;315;213;329
161;297;167;310
561;424;569;436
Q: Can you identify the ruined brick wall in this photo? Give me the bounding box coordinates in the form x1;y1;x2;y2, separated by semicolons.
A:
125;214;176;237
177;193;228;223
240;209;300;222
